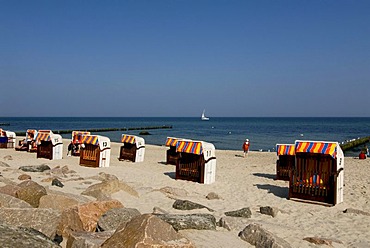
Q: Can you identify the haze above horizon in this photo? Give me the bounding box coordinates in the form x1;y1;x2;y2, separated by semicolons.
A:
1;1;369;117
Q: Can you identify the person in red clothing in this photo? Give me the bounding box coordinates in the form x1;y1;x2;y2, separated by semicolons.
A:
243;139;250;158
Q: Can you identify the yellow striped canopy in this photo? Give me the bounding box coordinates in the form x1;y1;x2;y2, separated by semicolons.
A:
36;130;52;142
295;141;337;158
277;144;295;156
121;134;136;144
80;135;99;146
72;131;90;137
176;141;203;155
165;137;178;147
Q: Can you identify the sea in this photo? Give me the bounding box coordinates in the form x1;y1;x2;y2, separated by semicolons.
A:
1;117;369;157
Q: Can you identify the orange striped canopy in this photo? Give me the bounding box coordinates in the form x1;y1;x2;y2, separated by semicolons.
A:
121;134;136;144
176;141;203;155
165;137;178;147
295;141;337;158
80;135;99;146
36;130;52;142
276;144;295;156
72;131;90;144
72;131;90;137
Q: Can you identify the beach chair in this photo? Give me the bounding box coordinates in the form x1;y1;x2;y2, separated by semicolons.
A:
276;144;295;181
289;140;344;206
71;131;91;156
119;134;145;162
36;130;63;160
175;140;216;184
0;129;16;149
79;135;110;167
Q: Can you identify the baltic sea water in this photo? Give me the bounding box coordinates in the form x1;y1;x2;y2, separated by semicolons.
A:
1;117;369;156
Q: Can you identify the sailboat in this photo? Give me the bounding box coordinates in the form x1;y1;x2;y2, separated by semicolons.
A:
201;109;209;121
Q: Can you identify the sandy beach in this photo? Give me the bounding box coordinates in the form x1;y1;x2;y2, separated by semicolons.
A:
1;138;370;247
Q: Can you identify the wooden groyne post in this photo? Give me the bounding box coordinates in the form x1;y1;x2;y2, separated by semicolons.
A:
340;136;370;151
14;125;172;136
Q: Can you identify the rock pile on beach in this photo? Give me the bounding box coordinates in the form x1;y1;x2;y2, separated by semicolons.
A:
0;166;291;247
0;141;370;247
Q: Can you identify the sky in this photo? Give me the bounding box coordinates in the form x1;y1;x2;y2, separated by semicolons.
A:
1;0;369;117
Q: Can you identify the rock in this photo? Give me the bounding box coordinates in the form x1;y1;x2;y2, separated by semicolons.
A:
19;164;51;172
39;194;80;211
66;231;114;248
238;223;292;248
18;174;32;180
52;178;64;188
343;208;370;216
219;216;250;231
41;177;58;183
172;199;214;212
89;172;119;182
16;180;47;207
225;207;252;218
3;155;13;160
303;237;343;246
153;206;169;215
46;189;92;204
260;206;279;218
0;184;21;197
0;208;62;239
102;214;194;248
159;186;189;198
0;192;33;208
0;161;10;167
155;213;217;231
206;192;222;200
97;207;141;232
81;179;138;200
50;166;68;178
58;199;123;237
0;223;60;248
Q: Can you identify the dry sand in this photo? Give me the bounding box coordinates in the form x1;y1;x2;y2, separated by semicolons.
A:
1;138;370;247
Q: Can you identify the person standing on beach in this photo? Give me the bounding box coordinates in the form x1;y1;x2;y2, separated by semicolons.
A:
243;139;250;157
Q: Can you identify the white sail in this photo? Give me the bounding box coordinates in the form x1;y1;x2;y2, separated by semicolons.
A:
201;110;209;121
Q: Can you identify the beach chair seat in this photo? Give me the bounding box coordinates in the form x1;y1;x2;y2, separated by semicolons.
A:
166;146;180;165
80;144;101;167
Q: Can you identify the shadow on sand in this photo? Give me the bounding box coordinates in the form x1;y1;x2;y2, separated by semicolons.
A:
255;184;289;198
164;172;176;179
253;173;276;180
157;161;167;165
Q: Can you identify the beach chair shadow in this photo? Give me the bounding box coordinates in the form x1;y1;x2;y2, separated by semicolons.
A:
253;173;276;180
164;172;176;179
254;184;289;198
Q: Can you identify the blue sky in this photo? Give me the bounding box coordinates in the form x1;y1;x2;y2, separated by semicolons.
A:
1;0;369;117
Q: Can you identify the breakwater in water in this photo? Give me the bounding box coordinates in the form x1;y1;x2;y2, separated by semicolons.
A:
14;125;172;136
340;136;370;152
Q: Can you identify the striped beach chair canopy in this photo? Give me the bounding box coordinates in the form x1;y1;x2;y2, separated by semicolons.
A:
121;134;144;148
72;131;91;138
276;144;295;156
295;140;338;158
72;131;91;143
80;135;110;150
176;140;203;155
165;137;179;147
36;130;53;142
121;134;136;144
81;135;99;146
